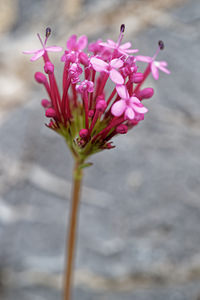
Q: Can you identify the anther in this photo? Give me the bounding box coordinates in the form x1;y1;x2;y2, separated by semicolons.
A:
158;40;164;50
120;24;125;33
46;27;51;38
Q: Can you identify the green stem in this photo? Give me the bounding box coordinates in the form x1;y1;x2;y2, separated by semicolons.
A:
64;160;83;300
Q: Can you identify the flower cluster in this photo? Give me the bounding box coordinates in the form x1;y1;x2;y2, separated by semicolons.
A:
24;26;170;164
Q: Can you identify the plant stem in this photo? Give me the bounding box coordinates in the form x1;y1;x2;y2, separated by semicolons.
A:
64;160;83;300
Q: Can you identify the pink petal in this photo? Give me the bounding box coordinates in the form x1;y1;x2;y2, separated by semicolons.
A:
30;50;44;61
157;64;170;75
67;34;77;50
107;39;117;47
45;46;63;52
130;96;141;104
111;100;126;117
133;103;148;114
23;50;38;54
99;42;114;49
77;35;88;50
109;69;124;84
120;42;131;50
136;55;152;63
124;107;135;120
151;62;159;80
116;85;129;99
110;58;124;69
159;61;168;67
90;57;108;72
125;49;139;53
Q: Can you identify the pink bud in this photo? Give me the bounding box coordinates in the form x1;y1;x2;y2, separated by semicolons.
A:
44;61;54;74
138;88;154;99
79;52;89;66
88;110;94;117
79;129;88;138
41;99;51;108
116;124;128;134
45;108;56;118
132;72;144;83
35;72;47;84
96;99;107;112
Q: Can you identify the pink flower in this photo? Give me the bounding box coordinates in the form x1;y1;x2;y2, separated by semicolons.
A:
90;57;124;84
100;39;138;56
111;85;148;120
66;34;88;52
68;63;82;84
136;55;170;80
76;80;94;93
23;28;62;61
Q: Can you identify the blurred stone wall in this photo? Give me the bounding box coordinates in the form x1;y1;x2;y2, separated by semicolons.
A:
1;0;200;299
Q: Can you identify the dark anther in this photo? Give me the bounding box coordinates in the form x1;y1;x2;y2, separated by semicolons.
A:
46;27;51;38
158;40;164;50
120;24;125;33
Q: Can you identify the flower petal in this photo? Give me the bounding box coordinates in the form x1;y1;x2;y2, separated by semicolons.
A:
90;57;108;72
77;35;88;50
120;42;131;50
110;58;124;69
151;62;159;80
109;69;124;84
99;42;114;49
133;103;148;114
116;85;129;99
125;49;139;53
111;100;126;117
124;107;135;120
45;46;63;52
136;55;152;63
30;50;44;61
67;34;77;50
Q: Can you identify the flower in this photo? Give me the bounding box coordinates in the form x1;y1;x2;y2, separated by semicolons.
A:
90;57;124;84
23;28;62;61
111;85;148;120
136;41;170;80
24;27;169;162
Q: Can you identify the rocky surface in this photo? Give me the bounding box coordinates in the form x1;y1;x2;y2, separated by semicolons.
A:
0;0;200;299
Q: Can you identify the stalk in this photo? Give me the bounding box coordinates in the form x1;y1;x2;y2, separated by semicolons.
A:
64;160;83;300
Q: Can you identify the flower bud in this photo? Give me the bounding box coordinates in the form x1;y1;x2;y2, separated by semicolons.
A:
116;124;128;134
34;72;47;84
88;110;94;118
132;72;144;83
79;52;89;66
79;129;88;138
96;99;107;112
44;61;54;74
45;108;56;118
138;88;154;99
41;99;51;108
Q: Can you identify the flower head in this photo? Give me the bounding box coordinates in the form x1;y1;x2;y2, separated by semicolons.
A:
24;27;169;165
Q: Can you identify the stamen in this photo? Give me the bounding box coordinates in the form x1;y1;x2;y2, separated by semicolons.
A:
120;24;125;33
46;27;51;38
158;40;164;50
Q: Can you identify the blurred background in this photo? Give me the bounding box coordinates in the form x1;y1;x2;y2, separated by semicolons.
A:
0;0;200;299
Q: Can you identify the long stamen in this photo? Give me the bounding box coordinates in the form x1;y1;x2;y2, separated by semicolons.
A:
117;24;125;46
44;27;51;47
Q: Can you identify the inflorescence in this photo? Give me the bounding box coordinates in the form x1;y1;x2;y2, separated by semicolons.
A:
24;25;170;163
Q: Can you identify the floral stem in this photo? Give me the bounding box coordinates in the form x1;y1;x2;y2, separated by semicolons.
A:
64;160;83;300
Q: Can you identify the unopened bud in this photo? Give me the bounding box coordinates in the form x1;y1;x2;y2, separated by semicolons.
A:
96;99;107;112
116;124;128;134
132;72;144;83
79;129;88;138
44;61;54;74
41;99;51;108
79;52;89;66
138;88;154;99
45;108;56;118
88;110;94;118
34;72;47;84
